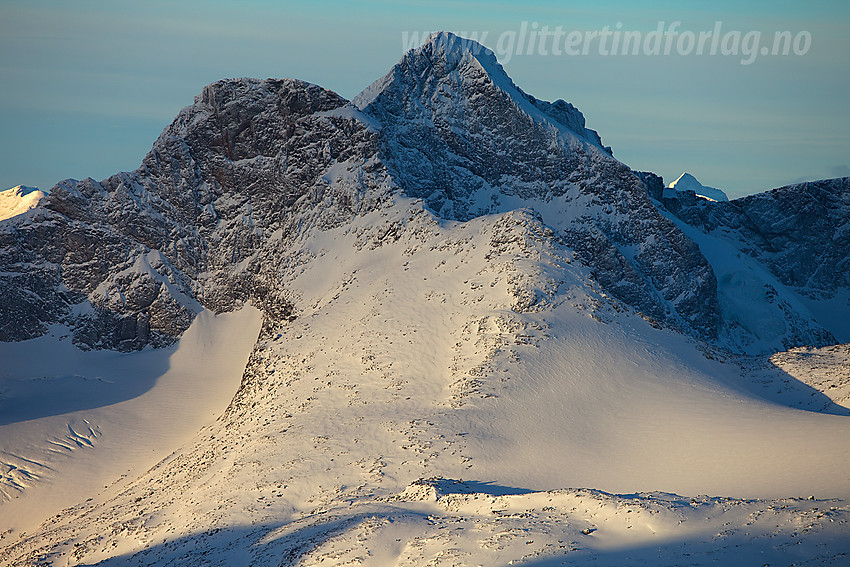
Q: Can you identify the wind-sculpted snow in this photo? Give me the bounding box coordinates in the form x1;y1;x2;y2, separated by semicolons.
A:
4;198;850;566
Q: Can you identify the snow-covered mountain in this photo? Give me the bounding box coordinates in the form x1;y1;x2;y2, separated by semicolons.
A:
3;32;838;355
2;32;850;565
665;172;729;202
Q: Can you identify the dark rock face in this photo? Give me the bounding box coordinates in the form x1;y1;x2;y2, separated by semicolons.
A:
662;177;850;299
634;170;665;202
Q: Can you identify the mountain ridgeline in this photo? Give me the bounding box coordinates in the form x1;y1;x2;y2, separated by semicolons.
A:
1;32;847;354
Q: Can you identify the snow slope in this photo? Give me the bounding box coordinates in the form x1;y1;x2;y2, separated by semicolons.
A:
0;306;261;541
0;185;44;221
734;343;850;416
3;200;848;565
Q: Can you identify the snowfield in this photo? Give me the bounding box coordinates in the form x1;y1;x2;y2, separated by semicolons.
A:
2;201;848;565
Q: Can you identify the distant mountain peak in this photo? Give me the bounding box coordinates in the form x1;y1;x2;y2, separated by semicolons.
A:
666;172;729;202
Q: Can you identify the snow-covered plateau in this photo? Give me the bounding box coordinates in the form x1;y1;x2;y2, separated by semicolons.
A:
1;32;848;566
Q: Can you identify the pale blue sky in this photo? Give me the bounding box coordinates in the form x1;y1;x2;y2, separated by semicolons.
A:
1;0;848;198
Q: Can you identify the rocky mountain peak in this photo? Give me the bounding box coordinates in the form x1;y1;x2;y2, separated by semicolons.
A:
355;31;608;153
